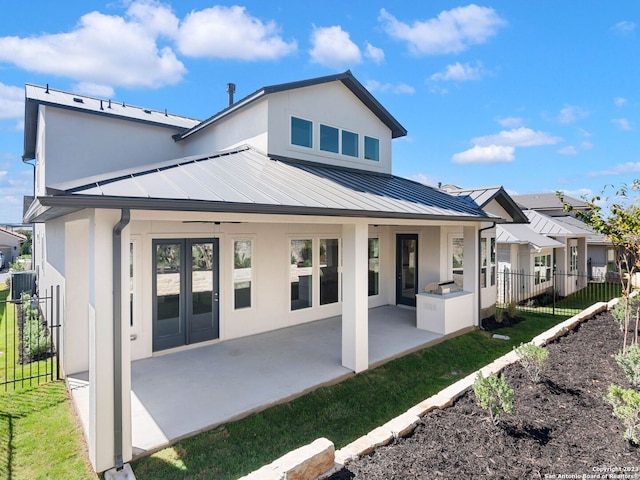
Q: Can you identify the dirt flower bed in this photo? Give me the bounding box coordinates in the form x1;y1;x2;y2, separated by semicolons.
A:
331;311;640;479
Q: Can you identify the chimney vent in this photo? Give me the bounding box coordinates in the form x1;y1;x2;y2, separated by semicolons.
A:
226;83;236;106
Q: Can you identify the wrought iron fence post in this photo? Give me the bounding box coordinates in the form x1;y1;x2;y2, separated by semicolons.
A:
56;285;60;380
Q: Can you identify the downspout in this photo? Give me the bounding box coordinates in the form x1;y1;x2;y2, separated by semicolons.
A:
478;222;496;328
112;208;130;471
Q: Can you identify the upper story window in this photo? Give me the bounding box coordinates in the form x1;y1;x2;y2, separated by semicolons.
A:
320;125;339;153
291;117;312;148
342;130;358;157
364;136;379;161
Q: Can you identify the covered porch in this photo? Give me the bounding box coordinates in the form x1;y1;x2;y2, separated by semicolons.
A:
69;305;445;456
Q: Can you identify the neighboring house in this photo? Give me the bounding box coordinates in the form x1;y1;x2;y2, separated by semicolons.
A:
441;185;528;319
512;192;616;279
22;71;504;472
496;209;590;301
0;226;26;268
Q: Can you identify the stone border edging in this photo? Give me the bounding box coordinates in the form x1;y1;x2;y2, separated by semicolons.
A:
238;299;623;480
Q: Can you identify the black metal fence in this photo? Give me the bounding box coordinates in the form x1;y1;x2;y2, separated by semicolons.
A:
1;286;60;390
496;268;621;317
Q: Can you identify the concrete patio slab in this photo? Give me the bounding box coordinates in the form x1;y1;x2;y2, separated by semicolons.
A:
68;305;442;456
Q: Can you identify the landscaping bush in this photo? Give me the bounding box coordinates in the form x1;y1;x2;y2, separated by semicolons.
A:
615;344;640;387
20;292;51;361
611;296;640;332
605;384;640;445
514;343;548;383
473;372;514;425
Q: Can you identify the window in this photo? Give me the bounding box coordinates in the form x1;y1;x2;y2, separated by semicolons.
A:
233;240;252;309
364;136;379;161
480;238;487;288
570;245;579;273
534;254;552;285
490;237;496;286
368;238;380;296
452;237;464;288
607;248;616;272
320;124;339;153
291;117;312;148
342;130;358;157
320;239;340;305
129;241;135;326
290;239;313;310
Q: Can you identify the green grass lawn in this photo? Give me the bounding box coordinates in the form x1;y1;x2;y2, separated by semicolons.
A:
0;381;96;479
131;310;566;480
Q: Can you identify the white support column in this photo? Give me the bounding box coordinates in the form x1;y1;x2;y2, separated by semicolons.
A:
342;221;369;373
463;226;479;328
87;209;132;473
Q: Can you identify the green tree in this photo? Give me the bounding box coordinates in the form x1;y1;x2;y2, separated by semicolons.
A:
17;229;32;256
560;180;640;348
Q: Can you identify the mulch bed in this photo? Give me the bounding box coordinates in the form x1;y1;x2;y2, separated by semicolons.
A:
330;311;640;479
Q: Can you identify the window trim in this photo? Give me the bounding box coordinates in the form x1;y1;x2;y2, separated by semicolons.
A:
290;116;313;149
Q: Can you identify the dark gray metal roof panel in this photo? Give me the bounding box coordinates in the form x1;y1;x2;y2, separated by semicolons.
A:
37;147;494;222
445;185;528;223
512;192;589;211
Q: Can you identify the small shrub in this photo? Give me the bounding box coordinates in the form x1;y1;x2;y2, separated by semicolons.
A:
20;293;51;361
473;372;514;425
612;296;640;332
515;343;549;383
605;384;640;445
506;302;517;318
495;309;504;324
615;344;640;387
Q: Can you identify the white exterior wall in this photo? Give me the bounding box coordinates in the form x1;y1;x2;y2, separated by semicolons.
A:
43;108;186;187
181;99;269;156
267;83;392;173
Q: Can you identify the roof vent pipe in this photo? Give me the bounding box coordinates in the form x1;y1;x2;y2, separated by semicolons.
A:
226;83;236;106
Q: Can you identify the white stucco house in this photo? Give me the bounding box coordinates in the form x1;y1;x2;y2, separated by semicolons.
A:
496;208;590;302
22;71;506;472
0;226;26;268
440;185;528;319
512;193;616;280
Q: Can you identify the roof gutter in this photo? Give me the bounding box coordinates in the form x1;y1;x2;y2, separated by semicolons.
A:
112;208;130;471
478;222;496;328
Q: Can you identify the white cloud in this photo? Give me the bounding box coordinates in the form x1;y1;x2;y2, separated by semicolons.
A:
430;62;484;82
612;21;636;34
472;127;562;147
177;6;296;60
365;42;384;64
126;0;179;38
497;117;523;128
580;141;594;150
309;26;361;69
577;127;592;138
0;83;24;120
588;162;640;177
558;104;588;124
0;6;186;90
409;173;438;186
558;145;577;155
365;80;415;94
451;145;514;164
379;5;507;55
73;82;115;98
614;97;627;107
612;118;632;131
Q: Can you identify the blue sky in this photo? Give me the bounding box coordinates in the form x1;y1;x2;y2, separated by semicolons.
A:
1;1;639;224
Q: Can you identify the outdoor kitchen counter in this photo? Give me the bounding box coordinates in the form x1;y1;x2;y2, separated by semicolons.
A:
415;291;474;335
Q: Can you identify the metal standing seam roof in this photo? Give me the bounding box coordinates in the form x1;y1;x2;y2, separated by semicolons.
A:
524;210;592;236
497;224;564;249
444;186;528;224
37;146;495;222
512;192;589;211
